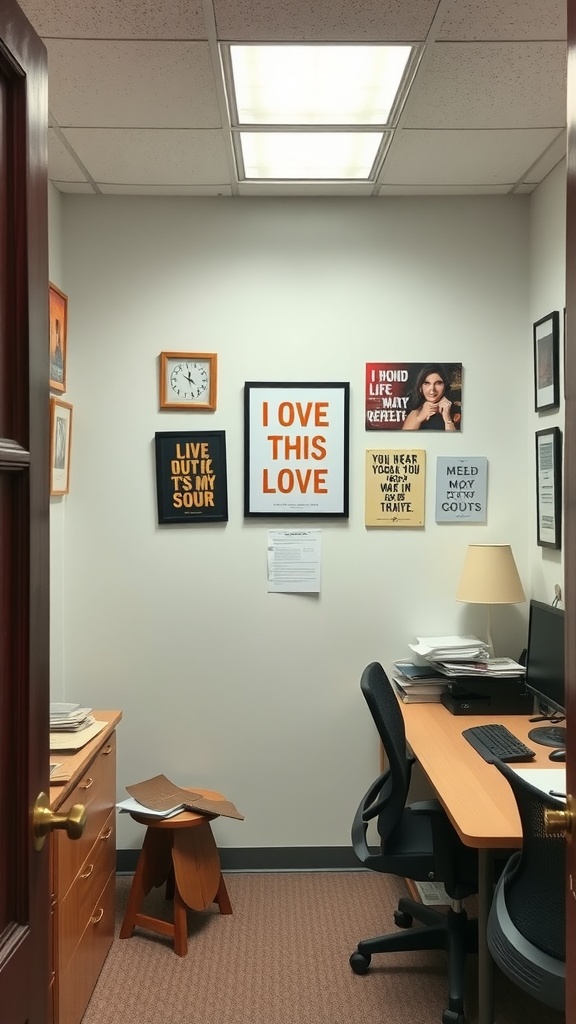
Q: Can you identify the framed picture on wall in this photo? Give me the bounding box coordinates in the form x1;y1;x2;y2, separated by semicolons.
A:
535;426;562;549
244;382;350;517
49;283;68;393
154;430;228;523
533;311;560;412
50;398;73;495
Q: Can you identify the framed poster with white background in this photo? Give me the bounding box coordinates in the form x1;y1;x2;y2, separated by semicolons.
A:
244;382;350;517
50;398;73;495
535;427;562;549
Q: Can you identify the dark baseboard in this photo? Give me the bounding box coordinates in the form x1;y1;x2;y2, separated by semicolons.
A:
116;846;375;874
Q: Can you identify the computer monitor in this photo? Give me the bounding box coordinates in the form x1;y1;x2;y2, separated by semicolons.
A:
525;599;566;748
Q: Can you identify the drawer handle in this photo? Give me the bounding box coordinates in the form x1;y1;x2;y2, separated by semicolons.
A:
100;826;113;841
91;908;104;924
80;863;94;880
101;744;113;755
80;777;94;790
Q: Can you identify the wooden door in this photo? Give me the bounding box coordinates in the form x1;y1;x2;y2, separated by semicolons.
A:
0;2;50;1023
566;4;576;1019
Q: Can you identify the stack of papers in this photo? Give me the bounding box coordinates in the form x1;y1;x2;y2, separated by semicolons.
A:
434;657;525;678
50;703;94;731
50;702;106;753
409;635;490;663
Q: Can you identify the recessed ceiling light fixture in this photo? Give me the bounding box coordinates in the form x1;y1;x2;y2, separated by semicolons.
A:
222;43;415;182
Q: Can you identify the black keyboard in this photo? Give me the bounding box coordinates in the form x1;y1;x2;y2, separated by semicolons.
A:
462;724;536;764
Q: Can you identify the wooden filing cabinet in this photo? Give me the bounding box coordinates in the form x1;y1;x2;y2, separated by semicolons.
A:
49;711;121;1024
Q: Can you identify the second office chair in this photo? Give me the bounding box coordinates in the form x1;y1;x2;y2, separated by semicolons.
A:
349;662;478;1024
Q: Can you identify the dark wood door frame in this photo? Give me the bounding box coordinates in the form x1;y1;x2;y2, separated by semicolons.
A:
0;2;50;1022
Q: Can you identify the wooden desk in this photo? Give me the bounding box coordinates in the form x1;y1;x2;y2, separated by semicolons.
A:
400;703;562;1024
49;710;122;1024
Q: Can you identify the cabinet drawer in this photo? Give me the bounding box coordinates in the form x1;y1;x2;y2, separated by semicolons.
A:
57;808;116;974
55;732;116;898
56;869;116;1024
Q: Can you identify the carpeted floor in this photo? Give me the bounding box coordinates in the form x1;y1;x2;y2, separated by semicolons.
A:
81;872;564;1024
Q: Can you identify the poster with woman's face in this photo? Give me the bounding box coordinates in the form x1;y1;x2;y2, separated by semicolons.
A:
365;362;463;431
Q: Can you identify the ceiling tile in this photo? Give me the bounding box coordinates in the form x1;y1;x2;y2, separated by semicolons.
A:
380;128;561;185
99;184;233;195
48;128;89;183
377;184;511;195
522;131;566;183
17;0;206;39
60;128;231;186
404;42;566;129
213;0;439;42
46;41;221;129
53;181;98;194
438;0;565;41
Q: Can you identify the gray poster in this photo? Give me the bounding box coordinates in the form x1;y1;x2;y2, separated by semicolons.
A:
435;456;488;523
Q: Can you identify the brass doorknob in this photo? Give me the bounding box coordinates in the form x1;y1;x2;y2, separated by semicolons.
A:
544;794;574;838
33;792;87;851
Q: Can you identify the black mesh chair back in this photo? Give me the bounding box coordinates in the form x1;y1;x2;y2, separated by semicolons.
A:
488;759;565;1010
359;660;413;842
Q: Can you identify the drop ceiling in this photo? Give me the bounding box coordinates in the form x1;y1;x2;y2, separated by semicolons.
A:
18;0;567;197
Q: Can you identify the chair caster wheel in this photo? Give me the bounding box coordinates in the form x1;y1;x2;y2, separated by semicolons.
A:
393;909;413;928
442;1010;465;1024
349;951;371;975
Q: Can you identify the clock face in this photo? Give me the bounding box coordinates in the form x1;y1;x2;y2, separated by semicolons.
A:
169;361;209;401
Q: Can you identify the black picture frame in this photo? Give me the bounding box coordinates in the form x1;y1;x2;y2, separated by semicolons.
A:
154;430;228;524
244;382;350;517
535;426;562;549
533;311;560;412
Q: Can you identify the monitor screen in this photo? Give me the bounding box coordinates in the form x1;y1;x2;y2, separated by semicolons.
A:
525;599;565;715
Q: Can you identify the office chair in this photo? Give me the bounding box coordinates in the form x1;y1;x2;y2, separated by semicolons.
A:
349;662;478;1024
487;760;565;1011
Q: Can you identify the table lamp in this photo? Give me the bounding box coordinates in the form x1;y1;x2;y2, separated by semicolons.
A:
456;543;526;657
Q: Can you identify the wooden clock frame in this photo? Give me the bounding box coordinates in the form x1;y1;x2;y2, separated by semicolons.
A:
159;351;217;411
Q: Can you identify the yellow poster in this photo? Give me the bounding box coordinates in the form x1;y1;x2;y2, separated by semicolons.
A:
365;449;426;527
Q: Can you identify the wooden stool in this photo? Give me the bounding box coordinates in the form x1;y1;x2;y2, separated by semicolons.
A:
119;788;232;956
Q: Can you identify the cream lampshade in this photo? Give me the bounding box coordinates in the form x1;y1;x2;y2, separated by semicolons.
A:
456;544;526;656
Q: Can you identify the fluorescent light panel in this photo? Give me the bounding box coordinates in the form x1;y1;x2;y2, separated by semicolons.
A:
227;44;413;181
230;45;412;125
240;132;383;180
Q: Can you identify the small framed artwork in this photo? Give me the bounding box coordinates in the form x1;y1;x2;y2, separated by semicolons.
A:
244;381;350;517
535;426;562;549
50;398;73;496
49;283;68;392
533;311;560;412
159;352;217;410
154;430;228;523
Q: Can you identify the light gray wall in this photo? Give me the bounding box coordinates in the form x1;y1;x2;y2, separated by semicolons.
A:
48;182;66;689
49;193;546;852
528;160;566;601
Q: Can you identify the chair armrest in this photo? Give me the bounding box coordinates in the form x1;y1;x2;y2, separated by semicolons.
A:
409;799;444;815
361;770;391;822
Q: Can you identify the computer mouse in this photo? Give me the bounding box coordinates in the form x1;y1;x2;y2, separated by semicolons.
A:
549;749;566;762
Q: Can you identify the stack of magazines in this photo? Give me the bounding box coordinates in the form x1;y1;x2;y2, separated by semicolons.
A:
391;662;449;703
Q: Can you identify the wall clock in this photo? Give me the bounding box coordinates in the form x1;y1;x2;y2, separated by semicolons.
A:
159;351;217;410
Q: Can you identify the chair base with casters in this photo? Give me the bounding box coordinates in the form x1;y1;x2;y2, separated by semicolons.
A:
350;894;478;1024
